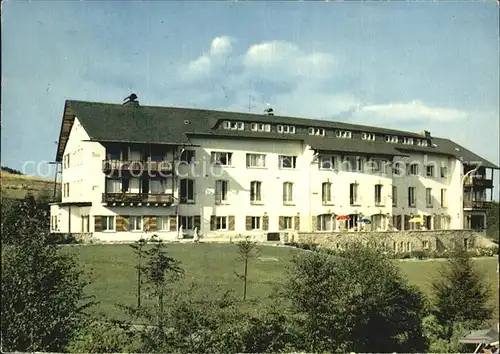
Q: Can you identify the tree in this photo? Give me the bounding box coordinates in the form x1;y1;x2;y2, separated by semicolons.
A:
141;236;184;329
431;244;492;328
1;203;93;352
284;244;428;353
234;236;258;301
129;238;147;308
486;201;499;242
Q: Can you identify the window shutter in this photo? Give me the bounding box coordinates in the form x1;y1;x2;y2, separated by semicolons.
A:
143;216;151;232
228;216;235;231
245;216;252;231
194;215;201;230
149;216;157;232
169;216;177;231
116;216;124;232
311;215;317;231
279;216;285;230
94;216;102;232
294;215;300;231
263;215;269;231
121;216;130;231
210;216;216;231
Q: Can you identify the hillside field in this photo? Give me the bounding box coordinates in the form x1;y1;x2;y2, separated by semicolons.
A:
66;243;499;320
1;171;59;200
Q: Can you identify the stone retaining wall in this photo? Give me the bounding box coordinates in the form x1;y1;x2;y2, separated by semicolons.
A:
297;230;479;252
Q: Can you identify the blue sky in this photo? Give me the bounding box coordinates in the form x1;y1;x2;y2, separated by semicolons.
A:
2;1;499;188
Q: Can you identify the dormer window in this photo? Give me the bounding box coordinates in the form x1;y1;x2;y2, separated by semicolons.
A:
223;121;244;131
307;127;325;136
417;139;429;147
250;123;271;132
278;125;295;134
335;130;352;139
361;132;375;141
401;137;414;145
385;135;398;143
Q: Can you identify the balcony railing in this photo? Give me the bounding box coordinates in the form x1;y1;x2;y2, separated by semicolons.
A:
463;200;491;210
463;177;493;188
102;193;174;205
102;160;173;173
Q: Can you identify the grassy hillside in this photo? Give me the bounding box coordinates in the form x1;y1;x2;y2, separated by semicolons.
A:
66;243;499;321
1;171;59;200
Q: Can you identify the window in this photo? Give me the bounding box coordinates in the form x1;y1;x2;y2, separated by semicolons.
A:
401;137;414;145
426;165;435;177
350;183;359;205
224;121;244;130
317;214;334;231
102;216;115;231
278;155;297;169
375;184;383;205
361;132;375;141
440;166;448;178
440;189;448;208
129;216;143;231
409;163;419;176
63;183;70;197
150;178;165;194
277;125;295;134
63;154;71;168
369;159;381;172
246;153;266;168
180;216;194;230
341;156;357;172
283;216;294;230
51;215;58;231
357;157;364;171
180;179;195;203
81;215;89;233
106;147;122;160
392;186;397;207
121;178;130;193
426;188;433;207
335;130;352;139
251;123;271;132
251;216;261;230
322;182;332;204
106;178;121;193
319;155;336;170
215;180;229;204
385;135;398;143
250;181;262;203
392;162;403;176
180;150;195;164
211;151;233;166
157;216;170;231
150;147;166;161
422;240;430;249
309;127;325;136
417;139;429;147
408;187;416;207
283;182;294;204
216;216;228;231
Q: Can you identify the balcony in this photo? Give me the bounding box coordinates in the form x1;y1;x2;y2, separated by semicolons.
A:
463;200;491;210
102;193;175;206
463;176;493;189
102;160;173;174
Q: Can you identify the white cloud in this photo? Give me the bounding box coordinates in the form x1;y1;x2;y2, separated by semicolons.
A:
210;36;233;56
243;40;336;81
179;35;234;82
354;100;468;122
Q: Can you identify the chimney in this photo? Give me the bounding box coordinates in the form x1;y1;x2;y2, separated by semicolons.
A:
422;130;431;138
264;107;274;116
123;93;139;107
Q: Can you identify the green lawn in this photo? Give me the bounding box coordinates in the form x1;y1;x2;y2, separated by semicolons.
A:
67;243;499;320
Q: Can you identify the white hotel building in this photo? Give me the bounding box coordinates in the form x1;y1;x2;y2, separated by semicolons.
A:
50;98;498;243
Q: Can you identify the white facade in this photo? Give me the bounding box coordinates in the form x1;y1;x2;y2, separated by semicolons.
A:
50;117;478;243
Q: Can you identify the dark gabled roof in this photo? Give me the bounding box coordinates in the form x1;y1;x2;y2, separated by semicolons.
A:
54;100;499;169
